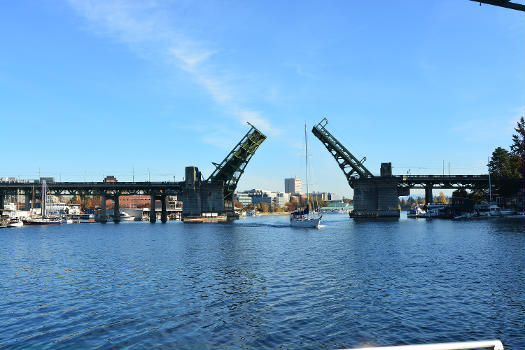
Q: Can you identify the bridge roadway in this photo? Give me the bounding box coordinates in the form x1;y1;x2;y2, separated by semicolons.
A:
0;181;184;196
396;174;489;189
349;174;489;206
0;181;187;224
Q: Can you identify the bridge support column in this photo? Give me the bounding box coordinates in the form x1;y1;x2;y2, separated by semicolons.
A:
24;193;31;210
100;195;107;223
161;195;167;223
425;184;433;204
113;195;120;223
149;195;156;223
0;194;4;210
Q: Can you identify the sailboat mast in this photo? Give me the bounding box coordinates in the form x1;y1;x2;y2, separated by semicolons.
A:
305;124;309;207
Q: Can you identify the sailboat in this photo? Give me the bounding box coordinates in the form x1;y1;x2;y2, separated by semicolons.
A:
290;124;322;228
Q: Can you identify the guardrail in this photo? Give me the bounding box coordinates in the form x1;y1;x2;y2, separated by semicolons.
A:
339;340;504;350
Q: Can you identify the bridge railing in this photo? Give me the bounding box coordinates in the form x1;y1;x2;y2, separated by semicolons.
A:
338;339;504;350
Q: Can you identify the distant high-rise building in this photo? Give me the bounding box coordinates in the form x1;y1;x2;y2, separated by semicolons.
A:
284;177;302;194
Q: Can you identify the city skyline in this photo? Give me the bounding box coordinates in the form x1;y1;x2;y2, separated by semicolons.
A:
1;1;523;197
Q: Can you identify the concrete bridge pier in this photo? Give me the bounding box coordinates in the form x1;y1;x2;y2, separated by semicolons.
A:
25;194;31;210
425;184;433;204
149;195;156;223
161;195;167;223
113;195;120;223
100;195;108;223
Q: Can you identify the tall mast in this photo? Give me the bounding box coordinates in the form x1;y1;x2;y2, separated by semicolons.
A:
305;124;309;208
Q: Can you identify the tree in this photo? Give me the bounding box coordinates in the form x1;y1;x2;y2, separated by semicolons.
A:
260;202;270;212
510;116;525;177
488;147;515;178
435;192;448;204
233;200;243;209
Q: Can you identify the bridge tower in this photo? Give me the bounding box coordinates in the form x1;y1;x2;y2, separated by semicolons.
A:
312;118;400;218
182;123;266;221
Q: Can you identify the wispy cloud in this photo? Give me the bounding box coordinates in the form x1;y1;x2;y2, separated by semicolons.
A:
67;0;278;136
451;106;524;143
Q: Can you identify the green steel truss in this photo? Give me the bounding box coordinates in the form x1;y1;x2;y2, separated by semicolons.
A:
208;123;266;202
311;118;373;186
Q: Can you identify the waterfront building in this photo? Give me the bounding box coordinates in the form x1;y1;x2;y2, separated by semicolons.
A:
272;192;290;208
251;193;274;206
284;177;302;194
311;191;337;202
234;193;252;207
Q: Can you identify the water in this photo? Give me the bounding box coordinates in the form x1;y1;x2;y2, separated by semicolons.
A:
0;214;524;350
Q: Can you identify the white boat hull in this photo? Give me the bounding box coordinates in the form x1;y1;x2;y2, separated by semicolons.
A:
290;217;321;228
7;221;23;228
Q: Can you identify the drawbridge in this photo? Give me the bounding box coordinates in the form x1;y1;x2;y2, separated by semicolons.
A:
182;123;266;220
208;123;267;203
312;118;373;184
311;118;489;218
0;124;267;223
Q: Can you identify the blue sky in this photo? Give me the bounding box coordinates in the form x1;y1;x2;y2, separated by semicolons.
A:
1;0;523;197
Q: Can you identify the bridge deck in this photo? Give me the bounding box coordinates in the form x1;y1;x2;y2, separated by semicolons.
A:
0;181;185;196
396;174;489;189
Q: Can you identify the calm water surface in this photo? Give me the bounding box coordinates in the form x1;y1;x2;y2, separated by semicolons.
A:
0;214;524;349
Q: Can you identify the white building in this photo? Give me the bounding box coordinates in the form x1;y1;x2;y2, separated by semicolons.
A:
284;177;302;194
273;192;290;208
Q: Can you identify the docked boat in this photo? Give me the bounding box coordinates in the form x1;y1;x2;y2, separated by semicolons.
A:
23;217;62;225
7;218;24;227
476;202;501;217
423;203;447;218
62;213;96;223
290;124;322;228
119;211;136;221
407;205;426;218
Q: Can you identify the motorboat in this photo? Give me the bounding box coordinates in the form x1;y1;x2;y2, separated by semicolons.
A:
407;205;426;218
23;216;62;225
423;203;447;218
476;202;501;217
119;211;136;221
7;218;24;227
